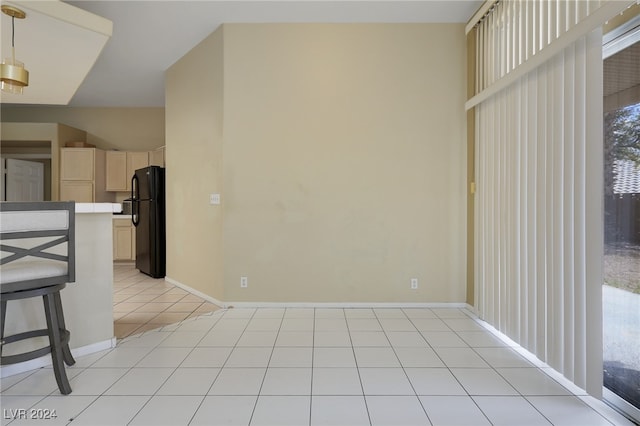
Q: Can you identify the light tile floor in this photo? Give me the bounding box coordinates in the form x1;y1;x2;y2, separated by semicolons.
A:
0;268;635;425
112;264;220;339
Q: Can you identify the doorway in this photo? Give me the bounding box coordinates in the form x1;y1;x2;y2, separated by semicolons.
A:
1;158;45;201
602;14;640;422
0;140;52;201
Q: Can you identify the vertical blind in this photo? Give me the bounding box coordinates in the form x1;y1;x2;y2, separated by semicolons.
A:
475;32;602;393
473;0;605;94
470;0;635;396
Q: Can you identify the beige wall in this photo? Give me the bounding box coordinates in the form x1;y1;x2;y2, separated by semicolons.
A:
167;23;467;304
165;27;225;300
0;107;164;151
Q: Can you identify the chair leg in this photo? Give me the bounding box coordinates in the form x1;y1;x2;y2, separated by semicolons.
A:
0;299;6;359
53;292;75;366
43;293;72;395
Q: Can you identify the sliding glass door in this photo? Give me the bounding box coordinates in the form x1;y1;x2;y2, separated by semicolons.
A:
603;17;640;422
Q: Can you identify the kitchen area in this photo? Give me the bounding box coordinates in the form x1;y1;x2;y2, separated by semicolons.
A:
0;0;218;394
1;121;166;267
0;120;174;351
102;146;166;269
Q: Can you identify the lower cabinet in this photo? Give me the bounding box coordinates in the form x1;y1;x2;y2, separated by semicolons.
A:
113;218;135;261
60;181;94;202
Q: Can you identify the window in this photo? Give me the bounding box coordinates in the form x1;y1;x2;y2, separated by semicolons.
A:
602;15;640;422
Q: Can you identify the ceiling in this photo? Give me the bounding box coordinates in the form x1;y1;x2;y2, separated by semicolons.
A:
0;1;112;105
53;0;482;108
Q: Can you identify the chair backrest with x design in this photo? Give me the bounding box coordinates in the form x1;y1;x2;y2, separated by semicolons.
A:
1;202;76;294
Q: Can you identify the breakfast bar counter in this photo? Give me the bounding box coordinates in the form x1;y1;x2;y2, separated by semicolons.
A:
1;203;119;377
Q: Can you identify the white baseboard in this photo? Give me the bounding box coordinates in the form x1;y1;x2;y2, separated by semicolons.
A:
0;338;116;378
464;303;479;315
164;276;228;308
164;276;472;310
225;301;471;309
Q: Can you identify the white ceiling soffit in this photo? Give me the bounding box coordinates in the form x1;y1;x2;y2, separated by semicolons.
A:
0;0;112;105
64;1;482;108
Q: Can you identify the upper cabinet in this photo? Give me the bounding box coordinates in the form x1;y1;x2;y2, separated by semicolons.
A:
60;148;95;180
106;151;149;192
149;146;165;167
59;148;113;203
105;151;127;191
127;152;150;186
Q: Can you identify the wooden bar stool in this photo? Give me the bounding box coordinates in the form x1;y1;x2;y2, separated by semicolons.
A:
1;202;76;395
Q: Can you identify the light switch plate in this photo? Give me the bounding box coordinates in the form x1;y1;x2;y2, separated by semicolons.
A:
210;193;221;205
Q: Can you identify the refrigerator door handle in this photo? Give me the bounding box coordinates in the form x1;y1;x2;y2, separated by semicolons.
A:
132;174;140;227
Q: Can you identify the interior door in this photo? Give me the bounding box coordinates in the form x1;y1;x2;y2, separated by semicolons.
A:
4;158;44;201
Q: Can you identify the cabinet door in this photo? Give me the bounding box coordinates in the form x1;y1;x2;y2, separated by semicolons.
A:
60;148;94;181
149;147;165;167
113;220;133;260
126;152;150;191
60;181;94;202
106;151;127;191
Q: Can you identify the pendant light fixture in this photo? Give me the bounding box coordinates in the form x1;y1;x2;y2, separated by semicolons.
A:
1;5;29;94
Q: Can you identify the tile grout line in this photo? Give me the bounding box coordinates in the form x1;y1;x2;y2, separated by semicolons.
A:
344;308;374;426
183;309;231;426
447;311;608;425
113;267;220;339
126;309;228;424
75;267;198;423
114;310;223;422
463;331;556;424
372;308;434;424
308;308;315;426
5;265;628;426
246;308;284;426
409;308;510;423
440;312;520;425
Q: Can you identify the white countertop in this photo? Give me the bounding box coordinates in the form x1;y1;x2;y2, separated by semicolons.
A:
76;203;122;214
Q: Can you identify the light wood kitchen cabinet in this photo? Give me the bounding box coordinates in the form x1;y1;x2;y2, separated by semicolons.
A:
59;148;112;203
106;151;149;192
106;151;127;191
60;148;95;181
149;146;165;167
127;152;149;189
113;218;135;260
60;181;94;202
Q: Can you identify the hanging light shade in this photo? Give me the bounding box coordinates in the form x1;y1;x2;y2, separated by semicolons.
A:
1;5;29;94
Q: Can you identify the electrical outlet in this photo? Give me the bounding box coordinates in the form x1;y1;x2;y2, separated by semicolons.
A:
240;276;248;288
410;278;418;290
210;193;221;205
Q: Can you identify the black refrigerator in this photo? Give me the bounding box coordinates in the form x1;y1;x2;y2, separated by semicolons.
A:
131;166;166;278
